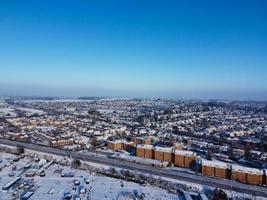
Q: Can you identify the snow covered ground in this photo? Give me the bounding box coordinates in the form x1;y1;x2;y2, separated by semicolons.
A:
31;164;179;200
0;152;179;200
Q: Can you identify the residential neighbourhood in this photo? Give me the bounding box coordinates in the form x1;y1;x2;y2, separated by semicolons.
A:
0;97;267;199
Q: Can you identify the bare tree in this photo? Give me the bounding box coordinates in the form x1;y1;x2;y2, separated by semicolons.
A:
71;158;81;169
16;145;24;155
90;137;99;149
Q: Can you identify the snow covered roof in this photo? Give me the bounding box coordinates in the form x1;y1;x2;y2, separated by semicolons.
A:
175;150;196;156
109;140;126;144
136;144;153;150
202;159;228;169
154;146;173;153
135;136;151;141
231;164;263;175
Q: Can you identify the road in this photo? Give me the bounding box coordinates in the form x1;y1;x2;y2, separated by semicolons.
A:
0;138;267;198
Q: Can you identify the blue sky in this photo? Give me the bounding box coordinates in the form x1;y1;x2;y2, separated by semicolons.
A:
0;0;267;99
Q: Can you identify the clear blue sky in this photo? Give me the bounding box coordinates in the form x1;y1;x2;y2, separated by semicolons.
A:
0;0;267;100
